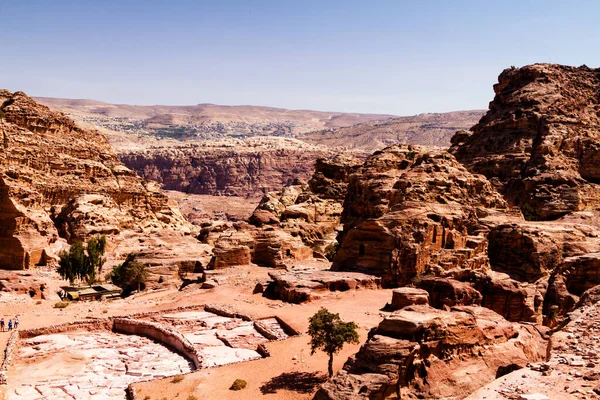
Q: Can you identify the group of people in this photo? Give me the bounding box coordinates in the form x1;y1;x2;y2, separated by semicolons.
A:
0;317;18;331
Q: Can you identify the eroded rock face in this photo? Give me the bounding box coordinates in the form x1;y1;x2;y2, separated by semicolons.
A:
209;154;362;270
332;145;507;286
252;229;313;269
451;64;600;220
314;305;548;400
416;277;482;309
119;138;337;197
0;90;192;273
208;229;255;269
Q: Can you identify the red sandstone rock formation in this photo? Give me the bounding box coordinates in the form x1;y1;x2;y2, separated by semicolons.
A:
332;145;506;286
0;90;195;275
314;305;548;399
389;287;429;310
207;154;362;272
451;64;600;221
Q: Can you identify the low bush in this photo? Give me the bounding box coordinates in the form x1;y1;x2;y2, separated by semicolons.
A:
172;374;185;383
230;379;247;391
54;301;69;309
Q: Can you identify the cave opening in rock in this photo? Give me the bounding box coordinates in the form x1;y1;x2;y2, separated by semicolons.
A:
496;364;521;378
359;244;365;256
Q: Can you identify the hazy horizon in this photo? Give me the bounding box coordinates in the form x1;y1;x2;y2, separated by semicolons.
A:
2;0;599;114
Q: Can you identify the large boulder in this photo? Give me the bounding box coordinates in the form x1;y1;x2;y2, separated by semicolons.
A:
416;277;482;309
252;229;313;268
264;270;381;304
390;287;429;310
208;230;255;269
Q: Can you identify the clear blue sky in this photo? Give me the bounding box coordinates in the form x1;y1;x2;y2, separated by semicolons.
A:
1;0;598;115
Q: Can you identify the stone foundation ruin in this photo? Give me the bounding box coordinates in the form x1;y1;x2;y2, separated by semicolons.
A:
3;304;298;400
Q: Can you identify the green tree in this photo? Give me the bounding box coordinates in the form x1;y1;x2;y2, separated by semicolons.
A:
109;260;148;294
84;235;107;284
58;241;85;285
57;235;107;285
308;308;360;377
121;262;148;292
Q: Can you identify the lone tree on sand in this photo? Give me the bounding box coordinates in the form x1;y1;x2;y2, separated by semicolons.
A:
308;307;360;377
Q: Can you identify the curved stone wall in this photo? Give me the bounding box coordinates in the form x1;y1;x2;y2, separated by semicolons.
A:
113;318;202;369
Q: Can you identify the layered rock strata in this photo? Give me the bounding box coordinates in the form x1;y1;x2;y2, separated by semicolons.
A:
119;138;338;197
451;64;600;221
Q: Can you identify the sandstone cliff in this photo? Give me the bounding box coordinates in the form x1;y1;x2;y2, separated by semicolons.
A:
0;90;191;271
119;138;341;197
332;145;507;286
451;64;600;220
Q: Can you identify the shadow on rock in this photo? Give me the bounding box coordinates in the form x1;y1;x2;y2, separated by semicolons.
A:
260;372;328;394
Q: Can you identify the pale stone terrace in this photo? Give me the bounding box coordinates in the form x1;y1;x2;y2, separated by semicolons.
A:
148;311;287;367
7;331;193;400
6;310;294;399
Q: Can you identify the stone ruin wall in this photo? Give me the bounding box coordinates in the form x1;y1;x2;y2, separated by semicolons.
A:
113;318;202;369
0;303;300;389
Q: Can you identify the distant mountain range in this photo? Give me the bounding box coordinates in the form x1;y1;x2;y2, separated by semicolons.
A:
301;110;485;150
36;97;484;151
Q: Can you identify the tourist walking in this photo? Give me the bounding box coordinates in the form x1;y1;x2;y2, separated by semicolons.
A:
7;320;12;331
0;318;4;332
14;316;18;329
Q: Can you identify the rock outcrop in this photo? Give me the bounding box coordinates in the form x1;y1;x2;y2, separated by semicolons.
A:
263;270;381;304
332;145;507;286
416;277;482;308
206;154;362;270
451;64;600;221
467;291;600;400
0;90;194;275
389;287;429;310
315;305;547;400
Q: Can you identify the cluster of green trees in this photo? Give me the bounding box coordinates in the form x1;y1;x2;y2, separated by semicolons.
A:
58;236;107;285
58;235;147;294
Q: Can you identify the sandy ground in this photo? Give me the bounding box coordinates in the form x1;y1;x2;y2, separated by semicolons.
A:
0;264;393;400
165;192;261;223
